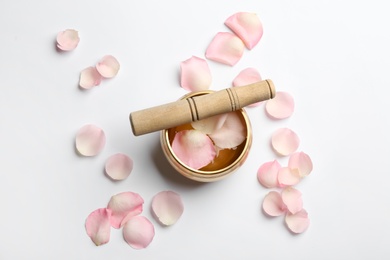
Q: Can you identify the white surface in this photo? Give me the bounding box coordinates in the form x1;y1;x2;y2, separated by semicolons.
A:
1;0;390;259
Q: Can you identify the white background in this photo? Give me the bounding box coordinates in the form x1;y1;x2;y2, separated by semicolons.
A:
1;0;389;259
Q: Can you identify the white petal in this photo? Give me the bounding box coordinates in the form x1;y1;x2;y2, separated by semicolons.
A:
262;191;286;217
75;124;106;156
205;32;245;66
79;67;102;89
271;128;300;156
281;187;303;214
105;153;133;180
285;209;310;234
288;151;313;177
180;56;212;91
123;216;155;249
265;91;295;119
151;191;184;226
56;29;80;51
96;55;120;78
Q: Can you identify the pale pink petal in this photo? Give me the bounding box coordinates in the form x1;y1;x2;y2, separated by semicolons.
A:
205;32;245;66
107;192;144;229
208;112;246;149
96;55;120;78
232;68;262;107
225;12;263;50
285;209;310;234
277;167;301;187
85;208;111;246
56;29;80;51
262;191;287;217
79;66;103;89
271;128;300;156
75;124;106;156
288;151;313;177
123;216;155;249
257;160;281;188
105;153;133;181
172;130;216;169
180;56;212;91
152;191;184;226
191;114;228;135
281;187;303;214
265;91;295;119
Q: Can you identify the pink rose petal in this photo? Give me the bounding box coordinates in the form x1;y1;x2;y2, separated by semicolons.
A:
79;66;103;89
205;32;245;66
151;191;184;226
232;67;262;107
191;114;228;135
172;130;216;170
288;151;313;177
257;160;281;188
208;112;246;149
281;187;303;214
277;167;301;187
56;29;80;51
107;192;144;229
271;128;300;156
123;216;155;249
85;208;111;246
285;209;310;234
265;91;295;119
75;124;106;156
180;56;212;91
96;55;120;78
262;191;287;217
105;153;133;181
225;12;263;50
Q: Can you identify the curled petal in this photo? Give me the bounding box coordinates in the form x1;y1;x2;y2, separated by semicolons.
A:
271;128;300;156
123;216;155;249
278;167;301;187
208;112;246;149
281;187;303;214
105;153;133;181
107;192;144;229
75;124;106;156
172;130;216;169
288;151;313;177
85;208;111;246
180;56;212;91
232;68;262;107
205;32;245;66
152;191;184;226
56;29;80;51
262;191;287;217
285;209;310;234
265;91;295;119
191;114;228;135
79;66;103;89
96;55;120;78
257;160;281;188
225;12;263;50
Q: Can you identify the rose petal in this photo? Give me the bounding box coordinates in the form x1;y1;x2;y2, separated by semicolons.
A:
56;29;80;51
123;216;155;249
205;32;245;66
191;114;228;135
271;128;300;156
281;187;303;214
75;124;106;156
257;160;281;188
232;67;262;107
208;112;246;149
105;153;133;181
225;12;263;50
285;209;310;234
107;192;144;229
85;208;111;246
288;151;313;177
151;191;184;226
180;56;212;91
265;91;295;119
172;130;216;169
277;167;301;187
96;55;120;78
262;191;287;217
79;66;103;89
